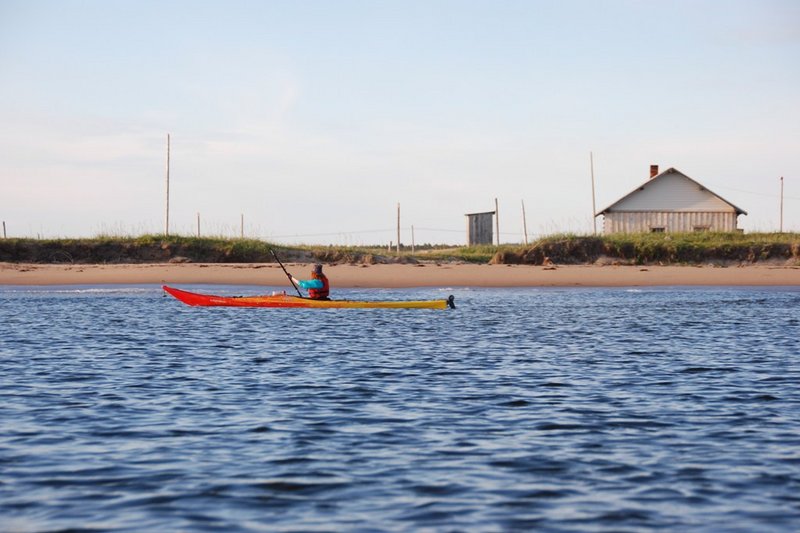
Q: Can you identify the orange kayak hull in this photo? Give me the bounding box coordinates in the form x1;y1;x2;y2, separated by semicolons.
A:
163;285;454;309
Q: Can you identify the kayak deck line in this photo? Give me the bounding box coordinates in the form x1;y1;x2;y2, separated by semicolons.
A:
162;285;455;310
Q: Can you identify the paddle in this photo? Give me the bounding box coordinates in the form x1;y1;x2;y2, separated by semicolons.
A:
270;248;303;297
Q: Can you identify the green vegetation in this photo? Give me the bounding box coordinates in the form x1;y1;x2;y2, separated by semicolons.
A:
409;245;498;264
495;232;800;265
1;232;799;265
0;235;289;264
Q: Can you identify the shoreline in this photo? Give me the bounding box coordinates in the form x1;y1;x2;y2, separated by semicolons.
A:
2;262;800;288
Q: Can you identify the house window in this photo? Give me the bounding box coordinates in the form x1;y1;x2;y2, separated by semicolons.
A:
650;227;665;233
693;226;710;232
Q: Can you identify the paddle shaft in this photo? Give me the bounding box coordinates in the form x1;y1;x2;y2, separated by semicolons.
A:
270;249;303;297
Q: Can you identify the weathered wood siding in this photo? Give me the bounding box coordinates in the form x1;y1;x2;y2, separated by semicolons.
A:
612;174;734;212
466;212;494;245
599;169;745;234
602;211;739;233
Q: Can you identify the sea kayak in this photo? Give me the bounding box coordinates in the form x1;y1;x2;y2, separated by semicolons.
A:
162;285;455;310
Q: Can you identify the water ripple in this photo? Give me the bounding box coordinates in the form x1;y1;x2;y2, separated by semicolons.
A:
1;285;799;531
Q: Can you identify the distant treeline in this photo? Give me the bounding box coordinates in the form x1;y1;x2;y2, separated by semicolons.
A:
1;233;799;265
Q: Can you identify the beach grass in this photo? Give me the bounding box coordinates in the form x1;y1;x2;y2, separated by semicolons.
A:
496;232;800;265
1;232;799;265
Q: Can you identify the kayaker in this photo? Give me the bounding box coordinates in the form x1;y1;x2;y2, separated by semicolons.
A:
290;264;330;300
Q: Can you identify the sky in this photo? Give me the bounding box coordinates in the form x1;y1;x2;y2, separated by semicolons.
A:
1;0;798;245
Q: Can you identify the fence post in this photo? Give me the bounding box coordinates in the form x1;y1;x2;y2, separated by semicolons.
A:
165;133;170;236
780;176;784;233
495;198;500;246
521;200;528;245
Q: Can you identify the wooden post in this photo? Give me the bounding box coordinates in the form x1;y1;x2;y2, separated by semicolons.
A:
590;151;597;235
165;134;170;237
780;176;784;233
494;198;499;246
521;200;528;245
396;203;400;254
197;212;200;237
411;225;415;254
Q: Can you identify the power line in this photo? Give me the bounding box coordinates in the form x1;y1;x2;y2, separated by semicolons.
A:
714;183;800;201
414;227;462;233
269;228;394;239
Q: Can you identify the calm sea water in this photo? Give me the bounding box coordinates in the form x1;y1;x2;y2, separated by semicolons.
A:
1;285;799;532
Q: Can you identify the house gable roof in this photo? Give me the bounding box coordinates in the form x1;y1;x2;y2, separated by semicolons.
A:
596;167;747;216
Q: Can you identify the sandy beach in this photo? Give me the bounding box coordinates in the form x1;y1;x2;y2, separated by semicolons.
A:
2;262;799;287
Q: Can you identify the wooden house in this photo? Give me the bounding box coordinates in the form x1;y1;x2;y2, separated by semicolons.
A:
465;211;495;245
596;166;747;234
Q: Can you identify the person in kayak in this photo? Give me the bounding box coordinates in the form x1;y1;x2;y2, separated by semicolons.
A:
290;264;330;300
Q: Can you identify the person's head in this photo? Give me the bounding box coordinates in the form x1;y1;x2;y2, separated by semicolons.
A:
312;263;323;277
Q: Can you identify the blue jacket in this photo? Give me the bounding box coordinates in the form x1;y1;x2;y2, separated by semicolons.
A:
297;278;323;289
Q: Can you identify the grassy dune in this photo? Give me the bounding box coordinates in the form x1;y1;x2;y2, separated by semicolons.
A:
1;233;799;266
495;233;800;265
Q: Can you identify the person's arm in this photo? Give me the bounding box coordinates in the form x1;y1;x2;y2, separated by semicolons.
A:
291;277;323;289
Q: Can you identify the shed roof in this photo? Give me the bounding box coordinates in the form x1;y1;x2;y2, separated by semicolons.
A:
464;211;496;217
596;167;747;216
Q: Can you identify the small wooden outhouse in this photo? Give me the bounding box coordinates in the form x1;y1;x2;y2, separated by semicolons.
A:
465;211;495;245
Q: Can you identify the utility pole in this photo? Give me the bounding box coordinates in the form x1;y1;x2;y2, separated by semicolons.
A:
164;134;170;236
2;221;6;239
411;225;416;254
521;200;529;245
780;176;784;233
240;213;244;239
396;203;401;254
590;151;597;235
197;212;200;237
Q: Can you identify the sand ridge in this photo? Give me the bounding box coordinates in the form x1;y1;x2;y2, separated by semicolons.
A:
2;262;799;287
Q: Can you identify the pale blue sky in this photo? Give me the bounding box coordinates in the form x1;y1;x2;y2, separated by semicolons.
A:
1;0;798;244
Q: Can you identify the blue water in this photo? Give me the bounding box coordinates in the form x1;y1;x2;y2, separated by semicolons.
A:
1;285;799;532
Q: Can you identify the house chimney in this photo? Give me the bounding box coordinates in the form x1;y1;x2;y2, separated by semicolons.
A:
650;164;659;179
